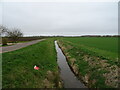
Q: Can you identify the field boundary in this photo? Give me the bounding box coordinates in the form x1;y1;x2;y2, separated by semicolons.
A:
58;40;119;88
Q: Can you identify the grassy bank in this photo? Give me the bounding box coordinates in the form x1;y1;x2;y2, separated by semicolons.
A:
2;38;62;88
58;37;119;88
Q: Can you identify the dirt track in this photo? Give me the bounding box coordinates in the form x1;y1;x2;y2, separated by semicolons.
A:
0;39;45;53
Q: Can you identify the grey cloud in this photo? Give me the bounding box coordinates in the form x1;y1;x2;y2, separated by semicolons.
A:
2;2;118;36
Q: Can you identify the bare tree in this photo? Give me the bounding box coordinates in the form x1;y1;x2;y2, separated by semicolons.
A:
0;25;8;45
0;25;8;36
7;28;23;43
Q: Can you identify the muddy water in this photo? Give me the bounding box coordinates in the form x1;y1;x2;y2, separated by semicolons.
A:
55;41;87;88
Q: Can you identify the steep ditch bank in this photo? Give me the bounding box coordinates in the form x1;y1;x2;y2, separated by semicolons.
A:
57;40;119;88
55;41;87;88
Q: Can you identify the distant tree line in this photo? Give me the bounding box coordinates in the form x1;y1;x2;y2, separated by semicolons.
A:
80;35;120;37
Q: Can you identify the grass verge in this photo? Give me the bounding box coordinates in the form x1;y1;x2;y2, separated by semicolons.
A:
2;38;62;88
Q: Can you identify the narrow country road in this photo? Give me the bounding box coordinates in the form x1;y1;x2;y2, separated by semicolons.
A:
0;39;45;53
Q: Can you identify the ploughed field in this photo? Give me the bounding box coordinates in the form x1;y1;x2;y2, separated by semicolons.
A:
2;38;62;88
58;37;119;88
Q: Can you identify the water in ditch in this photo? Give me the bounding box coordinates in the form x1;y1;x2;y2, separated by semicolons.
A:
55;41;87;88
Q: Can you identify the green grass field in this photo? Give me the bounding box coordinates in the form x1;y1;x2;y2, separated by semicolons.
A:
61;37;118;61
62;37;118;53
58;37;119;88
2;38;61;88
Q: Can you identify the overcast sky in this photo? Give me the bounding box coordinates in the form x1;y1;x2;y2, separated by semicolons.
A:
1;1;118;36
